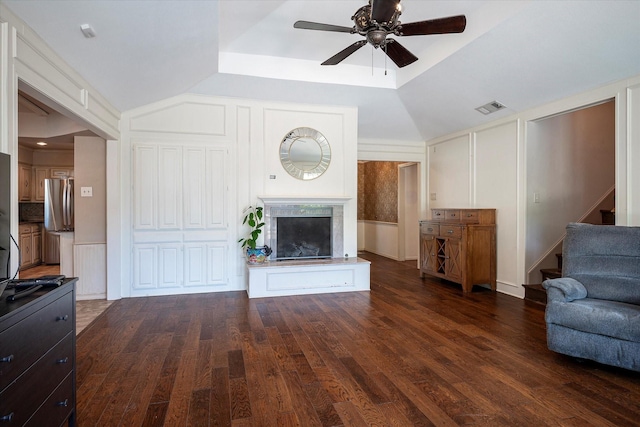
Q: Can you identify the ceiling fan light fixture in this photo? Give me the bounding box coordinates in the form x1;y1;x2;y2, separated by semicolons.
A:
475;100;506;115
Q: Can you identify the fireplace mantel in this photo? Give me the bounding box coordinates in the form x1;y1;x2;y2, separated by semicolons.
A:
259;195;351;205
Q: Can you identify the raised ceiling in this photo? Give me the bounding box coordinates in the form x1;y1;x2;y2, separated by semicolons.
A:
3;0;640;142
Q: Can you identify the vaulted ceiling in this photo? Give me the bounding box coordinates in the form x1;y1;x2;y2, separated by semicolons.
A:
3;0;640;142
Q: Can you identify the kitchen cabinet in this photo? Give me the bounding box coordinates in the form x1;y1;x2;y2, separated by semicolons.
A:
19;223;42;270
18;164;31;201
34;167;49;201
420;208;496;293
33;167;74;201
0;279;77;427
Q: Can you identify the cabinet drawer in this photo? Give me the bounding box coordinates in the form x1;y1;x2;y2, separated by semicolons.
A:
0;334;73;426
0;291;74;391
420;223;440;235
431;210;445;221
460;210;479;223
440;225;462;238
19;224;32;235
445;210;461;221
25;371;74;427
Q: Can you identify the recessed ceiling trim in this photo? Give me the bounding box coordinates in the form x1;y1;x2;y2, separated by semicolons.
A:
219;52;397;89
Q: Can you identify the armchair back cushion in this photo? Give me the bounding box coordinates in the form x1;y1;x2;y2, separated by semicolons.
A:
563;223;640;304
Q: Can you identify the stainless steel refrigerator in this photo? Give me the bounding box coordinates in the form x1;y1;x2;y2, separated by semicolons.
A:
44;178;74;264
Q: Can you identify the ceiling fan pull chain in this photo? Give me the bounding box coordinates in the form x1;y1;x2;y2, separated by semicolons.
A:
384;43;388;76
372;45;374;76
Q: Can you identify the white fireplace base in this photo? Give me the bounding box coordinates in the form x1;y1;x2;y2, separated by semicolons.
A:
246;257;370;299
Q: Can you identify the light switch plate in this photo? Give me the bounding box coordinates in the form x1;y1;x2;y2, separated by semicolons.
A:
81;186;93;197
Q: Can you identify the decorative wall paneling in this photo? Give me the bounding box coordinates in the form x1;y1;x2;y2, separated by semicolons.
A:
427;122;520;297
74;243;107;300
131;140;230;296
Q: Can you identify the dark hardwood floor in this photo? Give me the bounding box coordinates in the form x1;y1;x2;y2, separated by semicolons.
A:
76;252;640;426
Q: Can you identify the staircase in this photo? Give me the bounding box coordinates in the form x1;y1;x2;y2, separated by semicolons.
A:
523;253;562;305
523;209;614;305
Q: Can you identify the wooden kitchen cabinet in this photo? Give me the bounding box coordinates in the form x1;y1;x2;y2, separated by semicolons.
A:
34;167;74;201
34;167;49;201
420;208;496;293
19;223;42;270
18;163;32;201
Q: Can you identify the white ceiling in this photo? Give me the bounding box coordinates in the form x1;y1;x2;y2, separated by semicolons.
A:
3;0;640;142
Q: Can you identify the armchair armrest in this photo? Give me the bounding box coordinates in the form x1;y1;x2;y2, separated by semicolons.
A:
542;277;587;302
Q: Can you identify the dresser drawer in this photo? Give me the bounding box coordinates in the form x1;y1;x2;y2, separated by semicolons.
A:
459;210;479;223
0;291;73;391
431;210;445;221
420;223;440;236
440;225;462;238
0;334;73;426
25;371;74;427
445;210;461;221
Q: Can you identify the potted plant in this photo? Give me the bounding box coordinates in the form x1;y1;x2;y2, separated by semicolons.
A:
238;205;272;263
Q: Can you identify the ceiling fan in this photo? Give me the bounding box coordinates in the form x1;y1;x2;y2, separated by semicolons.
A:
293;0;466;68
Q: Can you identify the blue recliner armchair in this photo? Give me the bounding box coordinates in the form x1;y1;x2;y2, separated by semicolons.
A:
542;222;640;372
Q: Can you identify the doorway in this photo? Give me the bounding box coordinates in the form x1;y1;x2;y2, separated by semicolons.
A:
16;82;108;300
357;161;420;261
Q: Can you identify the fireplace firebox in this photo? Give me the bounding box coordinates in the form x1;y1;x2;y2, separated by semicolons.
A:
264;203;344;261
276;216;332;260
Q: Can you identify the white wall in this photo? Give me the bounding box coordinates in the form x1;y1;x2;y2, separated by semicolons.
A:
429;135;470;209
526;101;615;272
428;121;520;295
428;74;640;298
118;94;358;298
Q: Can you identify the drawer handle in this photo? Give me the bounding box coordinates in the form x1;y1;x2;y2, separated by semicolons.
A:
427;228;433;231
466;213;473;217
0;355;14;363
447;230;454;234
56;315;69;321
56;399;69;407
57;357;69;364
0;412;14;422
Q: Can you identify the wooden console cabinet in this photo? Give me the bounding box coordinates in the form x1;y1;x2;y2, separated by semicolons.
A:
420;209;496;293
0;279;77;426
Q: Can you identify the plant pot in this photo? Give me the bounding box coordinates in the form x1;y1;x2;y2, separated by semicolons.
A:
246;245;272;264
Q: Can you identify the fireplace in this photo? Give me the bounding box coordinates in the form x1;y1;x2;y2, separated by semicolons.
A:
248;196;369;298
264;202;344;260
276;216;332;260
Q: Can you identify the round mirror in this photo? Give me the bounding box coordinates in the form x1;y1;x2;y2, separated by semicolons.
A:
280;127;331;180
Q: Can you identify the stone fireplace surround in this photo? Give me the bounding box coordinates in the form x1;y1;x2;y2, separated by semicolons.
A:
245;196;370;298
264;203;343;260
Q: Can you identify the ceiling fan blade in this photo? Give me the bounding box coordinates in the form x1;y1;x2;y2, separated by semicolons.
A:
384;39;418;68
322;40;367;65
371;0;400;24
294;20;354;33
397;15;466;36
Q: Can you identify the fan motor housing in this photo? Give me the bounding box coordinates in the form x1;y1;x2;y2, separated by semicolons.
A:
366;30;388;47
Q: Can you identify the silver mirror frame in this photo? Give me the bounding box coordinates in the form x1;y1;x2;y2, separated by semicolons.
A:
279;127;331;180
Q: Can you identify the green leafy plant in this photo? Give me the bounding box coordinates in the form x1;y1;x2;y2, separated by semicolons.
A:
238;206;265;249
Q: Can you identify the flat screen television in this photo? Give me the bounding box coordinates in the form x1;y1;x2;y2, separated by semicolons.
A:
0;152;11;281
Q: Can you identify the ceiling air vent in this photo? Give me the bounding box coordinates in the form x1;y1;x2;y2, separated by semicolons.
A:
475;100;506;115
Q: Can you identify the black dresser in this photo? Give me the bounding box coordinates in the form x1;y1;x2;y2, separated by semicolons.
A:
0;279;77;426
